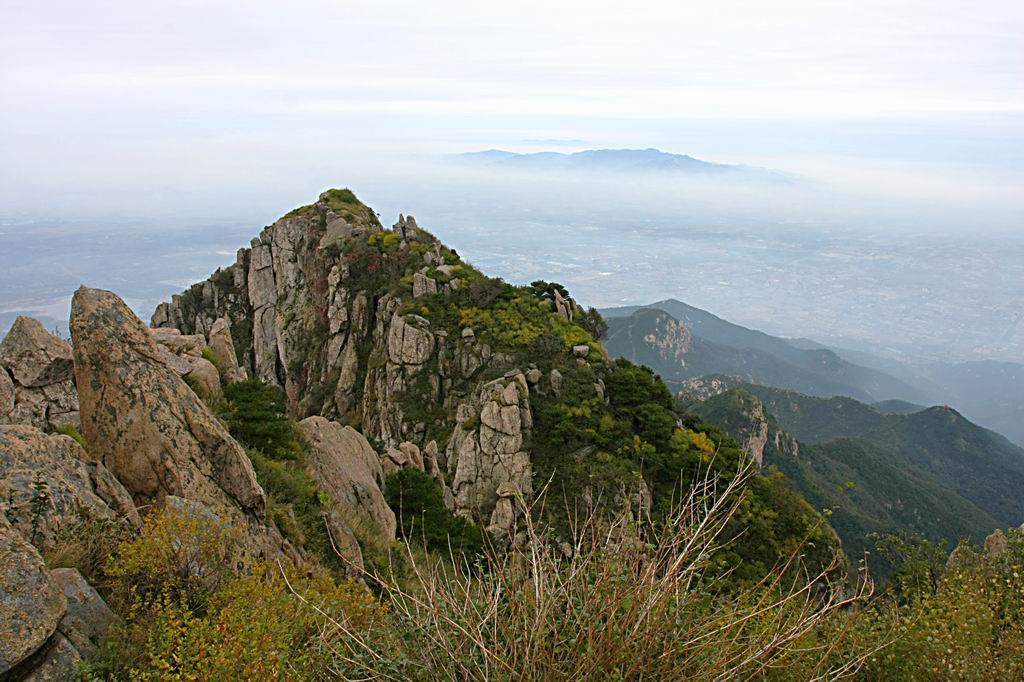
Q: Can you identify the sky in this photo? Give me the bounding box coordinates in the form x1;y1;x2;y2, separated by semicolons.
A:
1;0;1023;219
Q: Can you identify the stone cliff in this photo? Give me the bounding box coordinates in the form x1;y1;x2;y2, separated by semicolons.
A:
151;189;595;528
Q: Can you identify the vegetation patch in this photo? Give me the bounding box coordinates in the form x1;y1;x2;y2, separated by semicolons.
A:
385;468;485;563
82;507;383;681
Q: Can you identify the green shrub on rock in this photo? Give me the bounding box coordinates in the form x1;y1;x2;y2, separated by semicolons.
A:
218;379;301;460
385;468;485;563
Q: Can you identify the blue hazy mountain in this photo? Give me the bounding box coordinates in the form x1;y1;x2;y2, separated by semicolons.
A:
454;148;790;181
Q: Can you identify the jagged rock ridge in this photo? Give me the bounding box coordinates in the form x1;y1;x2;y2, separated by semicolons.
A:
151;189;589;526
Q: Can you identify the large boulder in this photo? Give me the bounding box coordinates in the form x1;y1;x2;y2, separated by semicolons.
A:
51;568;118;658
70;287;265;519
298;416;396;540
208;318;247;383
184;356;223;400
0;424;140;554
0;318;80;432
0;516;66;676
0;317;73;388
17;633;81;681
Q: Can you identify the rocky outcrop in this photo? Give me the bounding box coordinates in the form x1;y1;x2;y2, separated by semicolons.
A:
298;416;396;541
1;513;123;680
51;568;117;659
0;366;14;420
640;311;691;366
0;317;79;431
147;327;225;399
150;191;589;530
412;272;438;298
71;286;266;524
208;317;247;383
0;425;140;554
446;372;533;527
184;356;223;400
684;388;799;469
0;516;68;677
0;317;73;388
723;393;770;467
984;528;1009;559
678;375;742;404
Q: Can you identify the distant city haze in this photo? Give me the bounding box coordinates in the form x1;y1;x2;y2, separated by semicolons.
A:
2;0;1022;366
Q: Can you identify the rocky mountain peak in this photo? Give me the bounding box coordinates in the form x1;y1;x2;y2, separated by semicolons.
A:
149;189;595;529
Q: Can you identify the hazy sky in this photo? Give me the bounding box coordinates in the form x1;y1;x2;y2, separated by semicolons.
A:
1;0;1023;217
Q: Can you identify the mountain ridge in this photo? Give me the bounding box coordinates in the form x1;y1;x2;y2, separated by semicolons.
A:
454;148;790;181
601;301;925;403
682;376;1024;530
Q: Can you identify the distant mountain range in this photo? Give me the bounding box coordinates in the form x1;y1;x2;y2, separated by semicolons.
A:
682;378;1024;575
600;301;924;404
601;299;1024;447
454;148;790;182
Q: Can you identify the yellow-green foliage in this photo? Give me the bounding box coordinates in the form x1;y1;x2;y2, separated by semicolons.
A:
858;532;1024;679
44;515;133;584
459;294;598;352
86;567;382;681
85;507;386;681
105;506;244;611
367;231;400;251
54;423;88;449
772;529;1024;679
200;346;223;372
321;187;361;208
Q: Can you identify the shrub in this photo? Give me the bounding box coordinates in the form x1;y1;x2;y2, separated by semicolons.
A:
785;529;1024;679
333;469;868;679
54;423;87;449
219;379;301;459
248;449;342;572
104;506;243;613
367;231;400;251
44;515;134;585
578;306;609;339
200;346;223;373
87;557;385;675
385;468;485;562
467;275;509;308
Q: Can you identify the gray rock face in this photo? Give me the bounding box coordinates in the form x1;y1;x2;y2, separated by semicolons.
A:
735;398;769;468
0;318;80;432
298;416;396;541
0;564;112;681
51;568;117;658
985;529;1009;558
549;369;563;395
154;332;205;357
677;375;742;403
446;372;534;528
71;287;266;523
412;272;438;298
148;328;224;400
149;193;584;527
18;633;81;681
387;314;435;366
0;425;141;554
0;516;66;676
